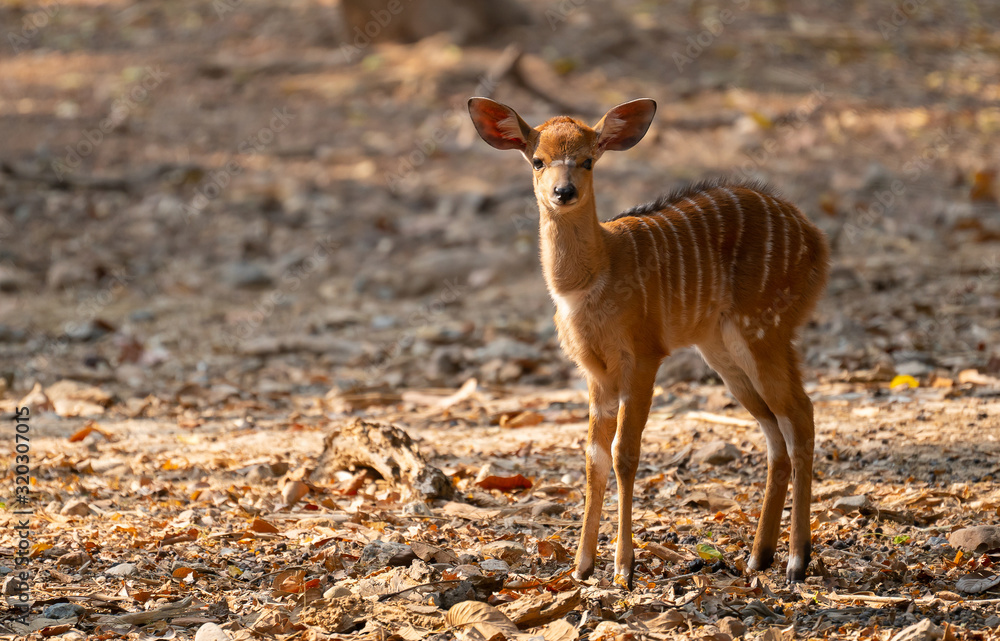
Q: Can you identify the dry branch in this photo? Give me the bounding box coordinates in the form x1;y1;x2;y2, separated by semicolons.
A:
99;596;197;625
315;418;454;500
685;411;756;428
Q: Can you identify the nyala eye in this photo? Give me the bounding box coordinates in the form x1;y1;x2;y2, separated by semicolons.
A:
532;158;544;170
582;158;593;170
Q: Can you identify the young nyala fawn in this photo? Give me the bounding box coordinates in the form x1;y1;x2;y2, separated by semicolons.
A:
468;97;830;587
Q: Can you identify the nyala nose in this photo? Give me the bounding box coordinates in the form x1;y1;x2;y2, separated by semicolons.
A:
554;184;577;203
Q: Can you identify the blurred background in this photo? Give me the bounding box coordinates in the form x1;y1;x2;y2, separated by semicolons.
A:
1;0;998;405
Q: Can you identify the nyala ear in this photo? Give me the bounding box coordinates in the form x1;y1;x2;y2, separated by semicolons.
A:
468;97;536;156
594;99;657;156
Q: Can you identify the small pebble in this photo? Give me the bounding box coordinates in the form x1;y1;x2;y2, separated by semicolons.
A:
42;602;86;619
130;309;155;322
105;562;137;577
371;315;397;330
194;622;232;641
401;501;432;516
323;585;352;599
718;616;746;637
479;558;510;573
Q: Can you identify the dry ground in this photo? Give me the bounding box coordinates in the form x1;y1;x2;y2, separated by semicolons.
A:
1;0;1000;639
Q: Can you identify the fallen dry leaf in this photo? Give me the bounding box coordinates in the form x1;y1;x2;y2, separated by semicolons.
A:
537;539;571;562
955;570;1000;594
498;589;580;629
281;480;310;505
446;600;519;640
68;420;112;442
249;518;280;534
500;411;544;428
476;473;533;492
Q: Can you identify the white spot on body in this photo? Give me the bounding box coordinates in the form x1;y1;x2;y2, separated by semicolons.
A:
773;314;781;326
756;327;765;340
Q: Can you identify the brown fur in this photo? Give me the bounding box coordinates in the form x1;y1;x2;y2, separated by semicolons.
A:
468;97;830;586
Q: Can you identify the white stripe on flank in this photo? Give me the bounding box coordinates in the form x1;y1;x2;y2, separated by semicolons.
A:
793;211;805;264
671;205;702;326
791;207;808;262
626;226;648;317
685;197;717;316
768;196;790;279
754;192;773;295
648;216;674;344
723;188;744;292
638;218;667;342
704;192;729;297
658;214;687;331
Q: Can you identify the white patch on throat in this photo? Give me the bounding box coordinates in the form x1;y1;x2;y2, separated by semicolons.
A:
551;275;604;319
